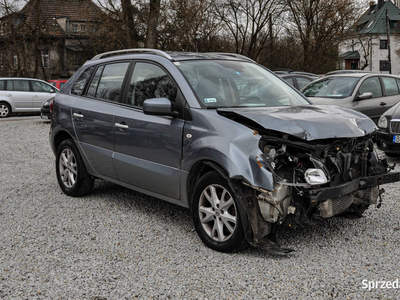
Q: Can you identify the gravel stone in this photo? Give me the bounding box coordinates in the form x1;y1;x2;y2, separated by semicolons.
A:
0;116;399;299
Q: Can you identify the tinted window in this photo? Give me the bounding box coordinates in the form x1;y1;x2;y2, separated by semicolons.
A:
87;65;104;97
95;62;129;101
13;80;30;92
283;77;295;86
71;66;95;95
297;77;312;90
0;80;4;90
303;77;359;98
127;62;177;107
359;77;382;98
382;77;399;96
60;82;65;89
6;81;13;91
32;81;54;93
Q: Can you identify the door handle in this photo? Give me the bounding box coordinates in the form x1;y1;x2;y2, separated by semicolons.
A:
380;102;387;106
115;122;129;129
73;113;84;118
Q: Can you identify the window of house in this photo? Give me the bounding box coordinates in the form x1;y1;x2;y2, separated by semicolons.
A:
380;60;390;71
41;50;50;68
94;62;130;101
380;40;388;49
358;77;383;98
81;24;86;32
127;62;178;107
71;24;79;32
71;66;95;95
13;55;18;69
382;77;399;96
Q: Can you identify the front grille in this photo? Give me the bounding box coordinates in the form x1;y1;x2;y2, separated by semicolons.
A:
391;121;400;134
331;193;354;216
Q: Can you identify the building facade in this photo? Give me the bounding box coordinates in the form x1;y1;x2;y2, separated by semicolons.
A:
339;0;400;74
0;0;105;79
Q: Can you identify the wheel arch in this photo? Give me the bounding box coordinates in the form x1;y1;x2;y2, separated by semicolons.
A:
0;100;13;113
53;130;75;153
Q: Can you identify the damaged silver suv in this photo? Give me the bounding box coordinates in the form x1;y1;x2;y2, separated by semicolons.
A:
49;49;400;253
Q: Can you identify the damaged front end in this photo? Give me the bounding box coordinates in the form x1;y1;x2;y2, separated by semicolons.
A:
249;132;400;229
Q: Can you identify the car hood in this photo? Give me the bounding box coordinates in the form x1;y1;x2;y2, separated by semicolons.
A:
217;105;377;141
307;97;340;105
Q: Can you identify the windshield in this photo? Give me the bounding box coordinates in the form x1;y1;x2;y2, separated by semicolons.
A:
176;60;310;108
302;76;360;98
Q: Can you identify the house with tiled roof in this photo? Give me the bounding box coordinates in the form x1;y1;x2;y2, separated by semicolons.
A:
339;0;400;74
0;0;106;79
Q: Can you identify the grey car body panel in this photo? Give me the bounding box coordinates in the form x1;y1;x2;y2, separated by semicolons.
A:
113;105;184;199
217;105;377;140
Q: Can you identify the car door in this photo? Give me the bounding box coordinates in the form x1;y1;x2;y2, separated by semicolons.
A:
349;76;385;123
71;61;131;179
7;80;32;111
379;76;400;115
112;61;184;200
30;80;57;109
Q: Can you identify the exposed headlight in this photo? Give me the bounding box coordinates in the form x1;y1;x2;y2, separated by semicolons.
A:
305;169;328;185
378;115;388;128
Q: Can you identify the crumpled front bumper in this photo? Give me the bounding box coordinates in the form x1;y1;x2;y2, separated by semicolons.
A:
308;172;400;202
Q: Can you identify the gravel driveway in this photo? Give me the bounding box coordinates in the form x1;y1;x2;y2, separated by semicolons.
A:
0;116;399;299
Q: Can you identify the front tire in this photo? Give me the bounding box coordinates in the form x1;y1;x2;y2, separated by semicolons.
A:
56;139;94;197
191;171;247;252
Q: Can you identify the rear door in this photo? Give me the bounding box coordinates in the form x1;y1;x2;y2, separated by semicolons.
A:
71;61;131;179
112;61;184;199
31;80;57;109
7;80;32;111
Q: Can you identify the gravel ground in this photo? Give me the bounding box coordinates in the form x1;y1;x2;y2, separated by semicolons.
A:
0;116;399;299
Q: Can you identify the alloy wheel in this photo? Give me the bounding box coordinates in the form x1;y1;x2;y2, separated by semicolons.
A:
59;148;77;188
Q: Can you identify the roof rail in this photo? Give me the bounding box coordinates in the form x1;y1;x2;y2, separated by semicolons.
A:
205;52;255;63
92;48;174;61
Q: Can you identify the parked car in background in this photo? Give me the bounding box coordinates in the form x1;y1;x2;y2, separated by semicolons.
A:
376;101;400;156
50;49;400;253
324;70;373;76
48;79;68;90
302;73;400;124
41;98;53;119
0;78;58;118
279;73;317;91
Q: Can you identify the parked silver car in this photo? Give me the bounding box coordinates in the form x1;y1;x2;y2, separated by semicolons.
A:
302;73;400;123
0;78;58;118
49;49;400;253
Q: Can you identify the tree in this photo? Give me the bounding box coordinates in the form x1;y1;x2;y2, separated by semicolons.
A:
283;0;361;73
213;0;284;62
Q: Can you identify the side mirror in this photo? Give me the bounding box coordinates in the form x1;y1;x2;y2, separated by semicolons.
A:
143;98;177;116
356;92;373;101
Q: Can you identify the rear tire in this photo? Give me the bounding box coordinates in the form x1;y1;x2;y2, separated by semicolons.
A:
0;102;11;118
191;171;247;252
56;139;94;197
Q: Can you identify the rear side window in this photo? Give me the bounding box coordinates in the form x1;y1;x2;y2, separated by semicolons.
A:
284;77;294;86
71;66;95;95
87;65;104;97
382;77;399;96
0;80;4;90
93;62;129;102
13;80;30;92
359;77;383;98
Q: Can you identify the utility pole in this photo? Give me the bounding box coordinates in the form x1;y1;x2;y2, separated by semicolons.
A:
386;9;392;74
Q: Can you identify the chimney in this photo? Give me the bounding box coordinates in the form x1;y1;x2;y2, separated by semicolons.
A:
378;0;385;9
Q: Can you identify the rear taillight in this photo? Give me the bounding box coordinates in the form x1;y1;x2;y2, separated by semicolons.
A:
50;99;54;113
